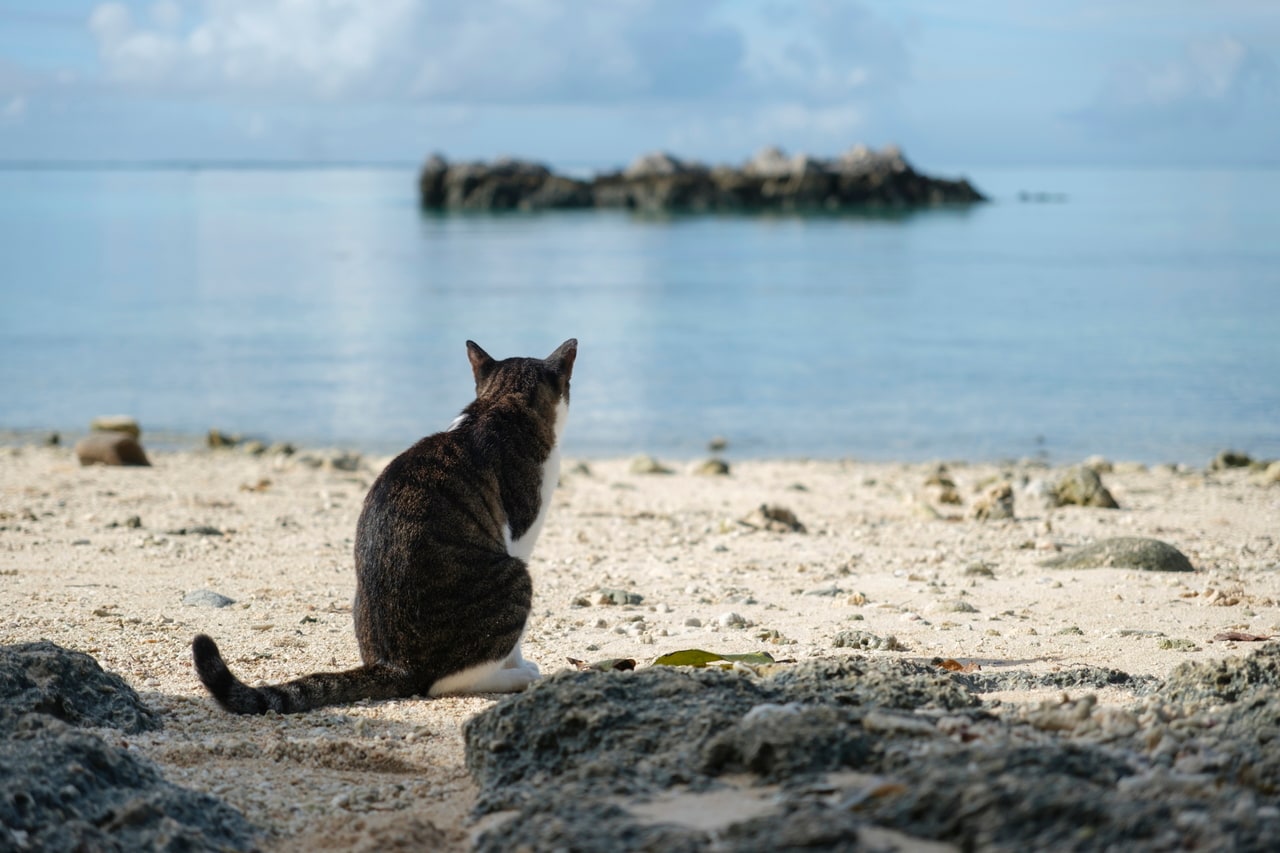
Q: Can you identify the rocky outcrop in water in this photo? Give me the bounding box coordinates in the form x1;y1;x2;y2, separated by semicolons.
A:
419;145;985;213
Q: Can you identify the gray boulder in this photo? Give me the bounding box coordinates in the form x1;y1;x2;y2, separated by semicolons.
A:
0;641;258;851
463;648;1280;852
2;714;258;852
0;640;157;733
1041;537;1195;572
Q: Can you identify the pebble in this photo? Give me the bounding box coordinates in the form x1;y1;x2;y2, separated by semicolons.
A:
742;504;806;533
597;588;644;606
684;617;702;627
717;612;747;628
89;416;141;439
1041;537;1194;573
182;589;236;608
629;455;673;475
74;432;150;467
1053;465;1119;509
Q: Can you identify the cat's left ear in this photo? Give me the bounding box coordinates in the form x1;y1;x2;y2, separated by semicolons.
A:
466;340;496;384
546;338;577;379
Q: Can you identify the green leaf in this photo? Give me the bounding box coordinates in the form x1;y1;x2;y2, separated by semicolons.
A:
651;649;776;668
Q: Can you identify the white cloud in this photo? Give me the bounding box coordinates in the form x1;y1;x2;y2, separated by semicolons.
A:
85;0;906;108
1081;36;1277;128
89;0;419;99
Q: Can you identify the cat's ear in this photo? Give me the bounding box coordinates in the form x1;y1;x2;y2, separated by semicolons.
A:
466;340;496;384
546;338;577;379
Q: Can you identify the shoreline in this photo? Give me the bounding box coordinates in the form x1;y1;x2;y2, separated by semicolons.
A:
3;445;1278;849
2;426;1272;471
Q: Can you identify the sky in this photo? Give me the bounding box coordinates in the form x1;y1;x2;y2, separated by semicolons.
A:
0;1;1277;169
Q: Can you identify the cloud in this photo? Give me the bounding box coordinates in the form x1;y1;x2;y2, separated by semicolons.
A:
1077;35;1278;132
89;0;420;99
85;0;906;109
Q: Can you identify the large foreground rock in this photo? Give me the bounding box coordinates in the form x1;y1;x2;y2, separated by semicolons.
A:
0;641;258;851
464;651;1280;851
0;640;158;732
419;146;985;213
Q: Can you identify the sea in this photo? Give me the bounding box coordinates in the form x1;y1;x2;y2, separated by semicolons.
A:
1;164;1277;464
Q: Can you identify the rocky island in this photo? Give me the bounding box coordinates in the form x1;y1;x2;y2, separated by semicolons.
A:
418;145;985;213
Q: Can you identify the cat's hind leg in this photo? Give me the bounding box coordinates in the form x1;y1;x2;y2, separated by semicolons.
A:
428;657;538;696
501;639;541;680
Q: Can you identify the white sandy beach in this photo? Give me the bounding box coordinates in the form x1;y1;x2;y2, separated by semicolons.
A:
2;444;1278;849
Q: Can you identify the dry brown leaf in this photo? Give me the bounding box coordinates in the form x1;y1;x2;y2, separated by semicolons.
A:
1212;631;1272;642
933;657;981;673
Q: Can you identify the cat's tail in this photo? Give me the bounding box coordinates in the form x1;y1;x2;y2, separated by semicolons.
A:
192;634;413;715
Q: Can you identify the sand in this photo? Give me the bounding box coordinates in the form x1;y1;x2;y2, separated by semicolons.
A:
2;444;1278;849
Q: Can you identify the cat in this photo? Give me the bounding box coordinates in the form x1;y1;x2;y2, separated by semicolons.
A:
192;338;576;714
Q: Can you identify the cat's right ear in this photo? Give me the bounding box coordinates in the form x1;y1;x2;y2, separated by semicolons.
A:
546;338;577;380
466;340;496;385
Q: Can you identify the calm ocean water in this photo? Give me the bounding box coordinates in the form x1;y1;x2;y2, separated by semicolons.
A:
1;165;1277;463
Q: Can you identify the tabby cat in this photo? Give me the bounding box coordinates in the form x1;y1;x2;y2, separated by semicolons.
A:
192;338;576;714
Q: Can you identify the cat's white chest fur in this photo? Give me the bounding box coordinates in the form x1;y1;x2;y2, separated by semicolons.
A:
503;398;568;561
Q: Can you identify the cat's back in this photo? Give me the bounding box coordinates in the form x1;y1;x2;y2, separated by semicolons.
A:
357;426;504;558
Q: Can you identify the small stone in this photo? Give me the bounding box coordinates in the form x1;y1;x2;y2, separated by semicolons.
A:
832;630;904;651
182;589;236;608
684;617;702;627
692;458;730;476
1053;466;1119;508
325;451;362;472
1210;450;1252;471
972;482;1015;520
168;525;224;537
207;429;240;448
938;599;979;613
74;432;150;467
89;416;141;439
717;611;747;628
597;589;644;606
742;504;806;533
1041;537;1194;573
629;455;673;475
964;563;995;578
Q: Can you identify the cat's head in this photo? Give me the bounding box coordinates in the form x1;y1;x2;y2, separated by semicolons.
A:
465;339;577;409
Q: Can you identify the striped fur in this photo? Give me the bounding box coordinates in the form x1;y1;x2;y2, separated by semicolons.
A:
192;339;576;714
